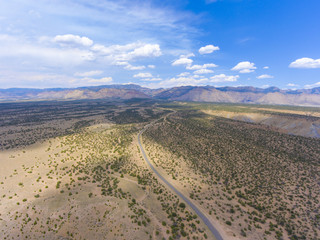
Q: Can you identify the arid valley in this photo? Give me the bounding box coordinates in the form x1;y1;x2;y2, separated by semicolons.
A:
0;99;319;240
1;1;320;239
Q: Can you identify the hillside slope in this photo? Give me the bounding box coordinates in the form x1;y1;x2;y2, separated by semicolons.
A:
1;84;320;106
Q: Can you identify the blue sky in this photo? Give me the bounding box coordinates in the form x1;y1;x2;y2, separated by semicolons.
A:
0;0;319;89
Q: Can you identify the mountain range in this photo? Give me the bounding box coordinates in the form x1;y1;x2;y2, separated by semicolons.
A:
1;84;320;106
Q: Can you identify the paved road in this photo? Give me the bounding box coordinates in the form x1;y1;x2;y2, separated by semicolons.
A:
138;124;224;240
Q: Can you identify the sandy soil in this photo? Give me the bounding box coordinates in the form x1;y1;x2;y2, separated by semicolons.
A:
0;122;212;240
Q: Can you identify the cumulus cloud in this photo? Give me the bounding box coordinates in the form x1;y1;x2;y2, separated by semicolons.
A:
148;65;155;69
129;44;162;58
172;53;196;66
133;72;153;78
177;72;191;77
89;42;162;72
210;74;239;83
257;74;274;79
263;66;270;69
114;61;129;66
199;44;220;54
0;0;202;88
193;69;214;74
53;34;93;47
232;61;256;73
91;43;133;55
145;73;239;89
186;63;217;70
74;70;103;77
113;61;145;70
124;64;146;70
304;82;320;89
289;57;320;69
172;57;193;66
92;42;162;62
1;35;160;71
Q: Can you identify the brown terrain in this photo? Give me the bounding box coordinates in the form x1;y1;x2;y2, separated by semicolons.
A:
1;84;320;107
0;100;214;240
0;99;319;240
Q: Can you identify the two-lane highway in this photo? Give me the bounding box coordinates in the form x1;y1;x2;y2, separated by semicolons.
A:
138;124;223;240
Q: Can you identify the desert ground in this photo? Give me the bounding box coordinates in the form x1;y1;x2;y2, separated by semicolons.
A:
0;100;319;240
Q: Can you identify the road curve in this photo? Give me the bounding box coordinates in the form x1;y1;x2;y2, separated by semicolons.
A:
138;124;224;240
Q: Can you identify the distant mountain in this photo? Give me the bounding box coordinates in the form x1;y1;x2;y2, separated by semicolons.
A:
154;86;320;106
0;86;150;101
1;84;320;106
216;86;282;93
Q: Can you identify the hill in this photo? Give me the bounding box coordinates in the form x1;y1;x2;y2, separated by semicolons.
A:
1;84;320;106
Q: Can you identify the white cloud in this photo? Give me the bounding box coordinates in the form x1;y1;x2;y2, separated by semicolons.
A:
287;83;299;87
0;71;110;88
113;61;146;70
90;42;162;71
99;42;142;54
257;74;274;79
263;66;269;69
114;61;129;66
186;65;201;70
172;53;196;66
304;82;320;89
75;70;103;77
186;63;217;70
142;77;162;82
124;64;146;70
156;76;208;88
203;63;218;68
177;72;191;77
133;72;153;78
172;57;193;66
129;44;162;58
289;57;320;69
92;42;161;62
240;69;255;73
1;72;75;88
0;34;95;67
194;69;214;74
199;44;220;54
53;34;93;47
0;0;200;88
180;53;195;58
87;77;113;83
0;43;95;66
148;65;155;69
91;43;136;55
146;73;239;89
210;74;239;83
192;75;203;78
232;61;256;73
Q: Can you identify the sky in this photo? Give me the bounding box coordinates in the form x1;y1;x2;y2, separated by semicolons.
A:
0;0;320;89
